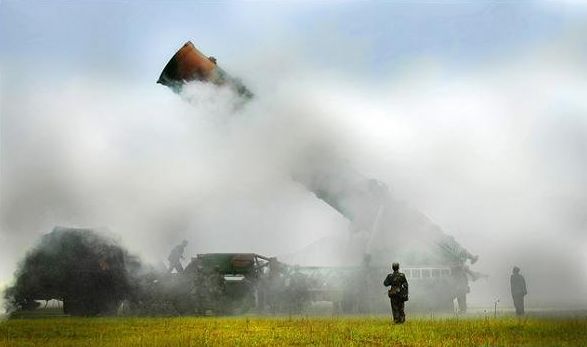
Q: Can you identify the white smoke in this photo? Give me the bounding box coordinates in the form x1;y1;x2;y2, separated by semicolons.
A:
2;23;587;312
0;76;354;279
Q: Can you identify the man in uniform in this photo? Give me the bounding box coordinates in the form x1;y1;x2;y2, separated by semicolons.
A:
510;266;527;315
451;264;470;313
167;240;188;273
384;262;409;324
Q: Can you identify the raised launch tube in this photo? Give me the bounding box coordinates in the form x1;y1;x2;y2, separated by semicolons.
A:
158;41;253;98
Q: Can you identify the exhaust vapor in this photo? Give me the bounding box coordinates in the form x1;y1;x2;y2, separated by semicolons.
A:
2;3;587;313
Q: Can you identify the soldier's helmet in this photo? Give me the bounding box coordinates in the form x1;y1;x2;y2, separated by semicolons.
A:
392;262;400;271
513;266;520;274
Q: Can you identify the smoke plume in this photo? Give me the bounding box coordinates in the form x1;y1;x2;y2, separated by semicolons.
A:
2;21;587;313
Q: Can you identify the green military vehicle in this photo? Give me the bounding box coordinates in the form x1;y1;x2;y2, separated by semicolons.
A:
180;253;277;315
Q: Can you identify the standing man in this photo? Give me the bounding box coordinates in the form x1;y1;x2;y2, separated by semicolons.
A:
510;266;527;315
384;262;409;324
168;240;188;273
451;264;470;314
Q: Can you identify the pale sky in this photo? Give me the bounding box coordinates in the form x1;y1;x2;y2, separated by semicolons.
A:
1;1;584;83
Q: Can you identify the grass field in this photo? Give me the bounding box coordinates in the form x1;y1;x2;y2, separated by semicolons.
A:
1;315;587;346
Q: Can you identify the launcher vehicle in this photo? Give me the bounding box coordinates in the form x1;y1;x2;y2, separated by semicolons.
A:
6;227;480;316
156;41;482;313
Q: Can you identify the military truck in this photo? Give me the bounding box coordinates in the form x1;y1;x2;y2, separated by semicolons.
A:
180;253;277;315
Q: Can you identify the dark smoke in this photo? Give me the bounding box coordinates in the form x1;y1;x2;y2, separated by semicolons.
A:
4;226;142;316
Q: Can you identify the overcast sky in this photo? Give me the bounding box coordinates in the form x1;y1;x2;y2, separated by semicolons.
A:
1;1;587;307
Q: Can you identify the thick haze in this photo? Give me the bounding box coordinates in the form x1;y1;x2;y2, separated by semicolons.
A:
1;1;586;310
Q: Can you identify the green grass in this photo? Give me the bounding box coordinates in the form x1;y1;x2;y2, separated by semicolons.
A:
1;316;586;346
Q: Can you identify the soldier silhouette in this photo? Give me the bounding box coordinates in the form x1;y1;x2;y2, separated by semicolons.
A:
510;266;527;315
168;240;188;273
384;262;409;324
